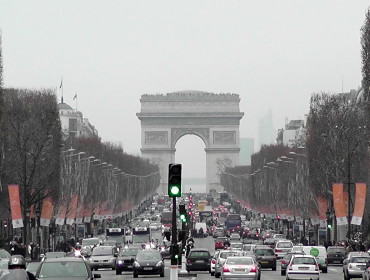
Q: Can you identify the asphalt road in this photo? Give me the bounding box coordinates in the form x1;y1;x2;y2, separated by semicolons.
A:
96;236;345;280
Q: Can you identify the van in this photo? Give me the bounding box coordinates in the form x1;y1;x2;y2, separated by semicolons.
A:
302;245;328;273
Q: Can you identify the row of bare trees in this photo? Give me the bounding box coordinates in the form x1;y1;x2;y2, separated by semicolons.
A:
0;88;160;222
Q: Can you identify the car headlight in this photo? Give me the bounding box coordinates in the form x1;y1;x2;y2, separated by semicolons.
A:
117;260;123;265
134;261;140;267
110;258;116;262
156;261;163;267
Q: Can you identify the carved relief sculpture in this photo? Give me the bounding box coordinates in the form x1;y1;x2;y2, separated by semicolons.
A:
145;131;168;144
213;131;236;144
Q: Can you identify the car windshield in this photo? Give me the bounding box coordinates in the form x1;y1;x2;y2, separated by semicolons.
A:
120;249;138;256
190;251;210;258
292;257;315;265
220;252;236;258
327;248;345;253
0;250;10;258
92;247;113;256
226;257;253;265
255;249;274;256
0;260;9;269
277;242;292;248
351;257;370;263
136;251;161;261
39;262;88;278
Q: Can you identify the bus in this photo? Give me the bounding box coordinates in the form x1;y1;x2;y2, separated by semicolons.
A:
160;211;172;228
106;228;125;247
225;214;242;232
132;227;151;245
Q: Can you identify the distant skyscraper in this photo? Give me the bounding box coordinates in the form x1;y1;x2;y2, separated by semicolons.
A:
239;138;254;165
258;110;275;148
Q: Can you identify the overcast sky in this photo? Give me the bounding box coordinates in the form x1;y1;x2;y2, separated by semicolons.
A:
1;1;369;184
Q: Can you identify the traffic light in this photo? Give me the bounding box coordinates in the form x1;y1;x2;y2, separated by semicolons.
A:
168;164;182;197
327;222;332;229
179;204;187;223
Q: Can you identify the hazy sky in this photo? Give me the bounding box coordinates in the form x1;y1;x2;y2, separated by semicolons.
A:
1;1;369;184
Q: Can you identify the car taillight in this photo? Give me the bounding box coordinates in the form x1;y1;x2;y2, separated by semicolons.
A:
212;260;216;264
223;265;230;272
249;265;257;273
289;264;293;270
237;226;240;228
349;264;352;269
315;264;319;271
281;260;286;264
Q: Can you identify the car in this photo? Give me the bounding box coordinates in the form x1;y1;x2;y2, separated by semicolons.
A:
343;254;370;280
116;247;139;274
186;248;211;273
326;246;346;264
286;255;319;280
210;251;220;276
0;249;11;262
215;237;229;250
221;256;261;280
35;257;101;279
361;261;370;280
280;251;305;276
272;234;286;240
26;261;40;276
82;238;102;249
230;232;241;241
302;246;328;273
88;246;117;271
274;240;293;259
229;242;243;251
253;245;276;271
133;249;164;277
214;250;238;278
347;251;370;260
213;228;225;238
263;238;276;249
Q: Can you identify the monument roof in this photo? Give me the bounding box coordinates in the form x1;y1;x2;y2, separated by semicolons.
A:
58;103;73;110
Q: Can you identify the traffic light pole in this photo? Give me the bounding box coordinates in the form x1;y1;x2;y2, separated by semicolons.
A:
170;196;178;280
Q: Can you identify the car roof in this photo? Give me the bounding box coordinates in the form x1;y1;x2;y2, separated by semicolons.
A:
42;257;85;263
292;254;314;258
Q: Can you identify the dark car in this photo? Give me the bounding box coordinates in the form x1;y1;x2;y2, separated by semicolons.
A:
263;238;276;249
35;257;101;279
280;251;305;276
327;246;346;264
116;248;139;274
133;250;164;278
253;245;276;271
186;248;211;273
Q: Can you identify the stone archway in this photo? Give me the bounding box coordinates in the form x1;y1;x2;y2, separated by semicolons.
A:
137;90;244;193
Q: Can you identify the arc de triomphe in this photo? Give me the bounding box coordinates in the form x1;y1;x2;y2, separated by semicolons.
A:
136;90;244;193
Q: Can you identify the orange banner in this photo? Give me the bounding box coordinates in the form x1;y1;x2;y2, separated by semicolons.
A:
76;205;85;224
332;183;347;225
40;195;53;227
84;203;92;223
351;183;367;225
55;203;67;226
8;184;24;228
317;196;327;220
66;195;78;225
29;189;36;219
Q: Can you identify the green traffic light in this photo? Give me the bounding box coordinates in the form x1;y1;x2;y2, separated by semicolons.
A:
170;186;180;195
180;214;186;220
328;224;332;229
175;255;179;259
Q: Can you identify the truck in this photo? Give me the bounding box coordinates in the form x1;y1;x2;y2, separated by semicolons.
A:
132;227;151;246
106;228;125;247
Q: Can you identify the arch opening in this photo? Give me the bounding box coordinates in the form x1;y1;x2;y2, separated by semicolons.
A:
175;134;206;193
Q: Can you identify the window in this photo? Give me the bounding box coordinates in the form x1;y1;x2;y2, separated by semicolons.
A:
226;257;253;265
255;249;274;256
190;251;210;258
39;262;88;278
292;257;315;265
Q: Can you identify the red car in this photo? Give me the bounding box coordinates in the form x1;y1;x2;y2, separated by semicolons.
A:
215;237;229;250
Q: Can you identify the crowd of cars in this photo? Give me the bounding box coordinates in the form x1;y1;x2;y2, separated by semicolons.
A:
205;225;370;280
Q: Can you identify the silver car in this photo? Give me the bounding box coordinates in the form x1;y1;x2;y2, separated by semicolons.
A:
89;245;117;270
221;256;260;280
215;250;238;278
343;254;370;279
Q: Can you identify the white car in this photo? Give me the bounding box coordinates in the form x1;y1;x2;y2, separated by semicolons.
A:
286;255;320;280
274;240;293;259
